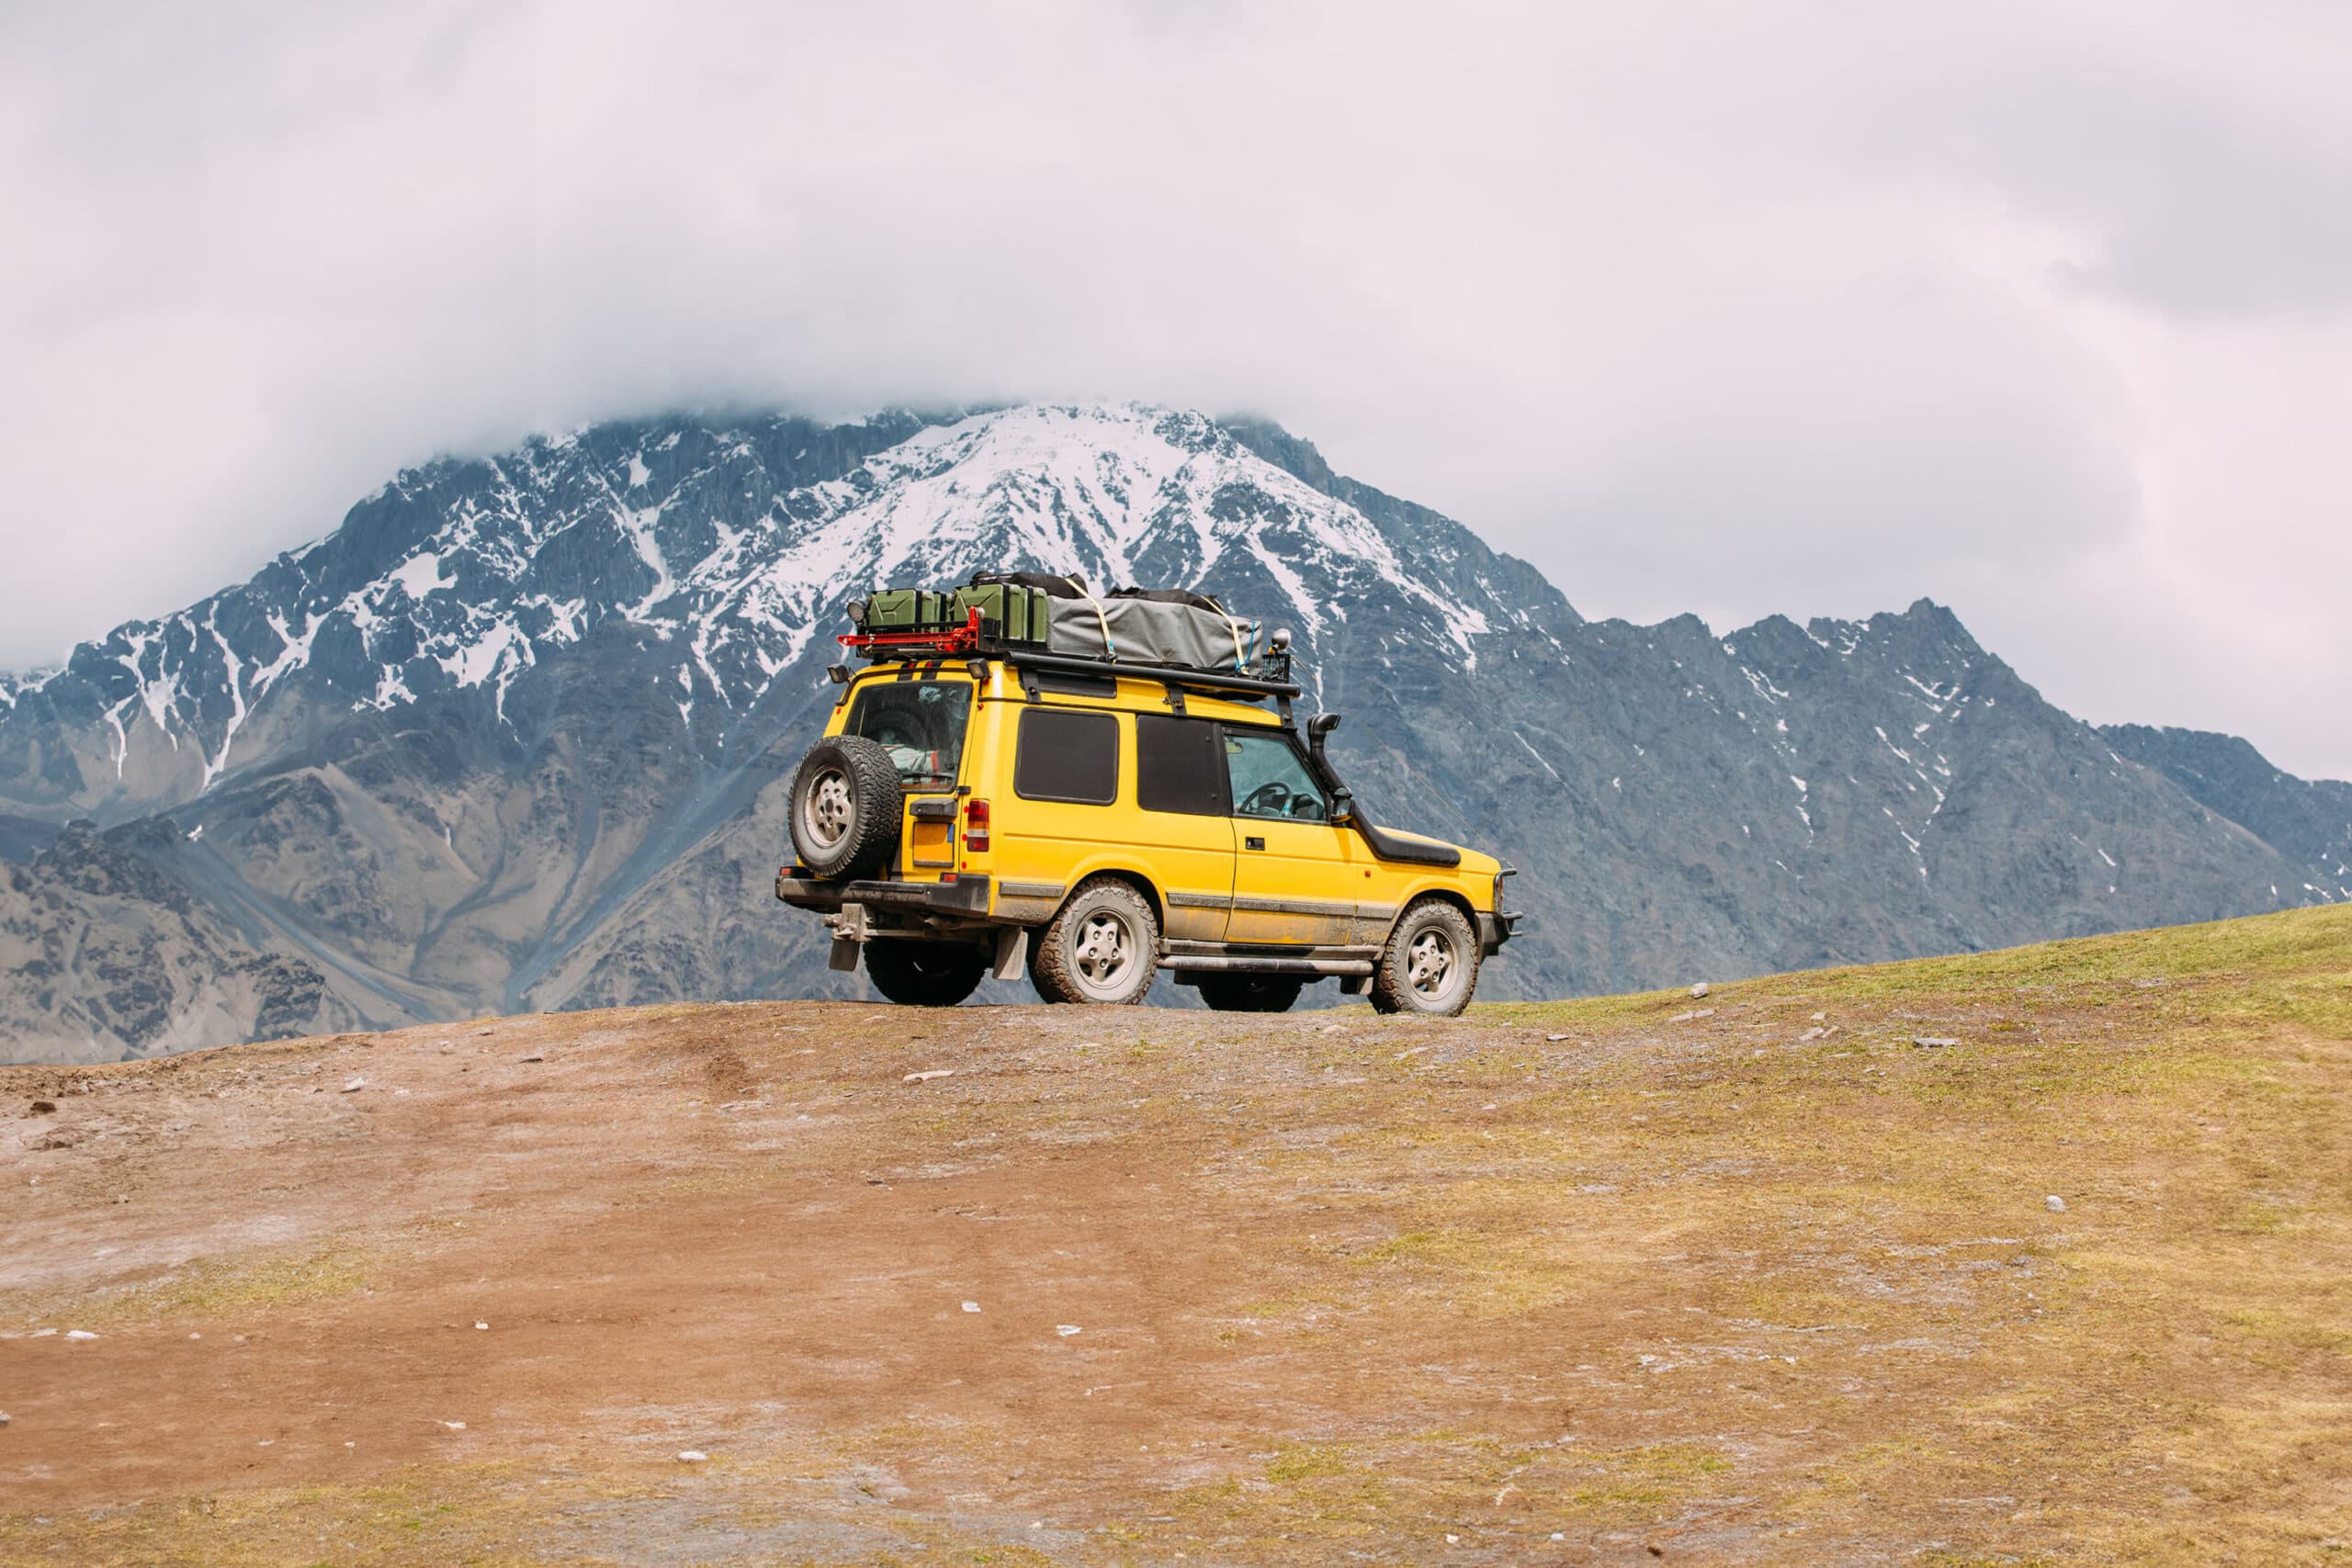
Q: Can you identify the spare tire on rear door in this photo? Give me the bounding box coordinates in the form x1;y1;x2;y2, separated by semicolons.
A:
789;735;903;880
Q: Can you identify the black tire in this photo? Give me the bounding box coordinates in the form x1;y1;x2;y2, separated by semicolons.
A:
1024;929;1067;1003
789;736;902;880
1198;974;1304;1013
1369;898;1480;1018
865;940;988;1007
1031;877;1159;1005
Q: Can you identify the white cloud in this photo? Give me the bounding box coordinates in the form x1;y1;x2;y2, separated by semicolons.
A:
0;0;2345;778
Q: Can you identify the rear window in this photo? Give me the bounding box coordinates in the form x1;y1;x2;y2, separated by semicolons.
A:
1013;708;1120;805
1136;715;1228;816
844;680;972;786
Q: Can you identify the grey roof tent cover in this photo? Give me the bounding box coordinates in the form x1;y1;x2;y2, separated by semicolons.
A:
1040;584;1264;670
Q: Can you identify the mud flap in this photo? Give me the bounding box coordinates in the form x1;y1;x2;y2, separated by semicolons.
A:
1340;974;1369;995
991;927;1025;982
828;938;860;973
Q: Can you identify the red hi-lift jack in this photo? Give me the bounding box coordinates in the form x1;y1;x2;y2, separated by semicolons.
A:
837;607;986;657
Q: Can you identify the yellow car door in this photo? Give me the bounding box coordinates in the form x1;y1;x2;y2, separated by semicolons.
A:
1223;728;1363;946
1129;713;1238;941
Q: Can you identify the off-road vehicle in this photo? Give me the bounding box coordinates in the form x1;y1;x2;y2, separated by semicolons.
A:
775;574;1520;1014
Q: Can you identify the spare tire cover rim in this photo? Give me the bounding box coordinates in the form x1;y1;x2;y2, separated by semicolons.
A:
805;767;854;847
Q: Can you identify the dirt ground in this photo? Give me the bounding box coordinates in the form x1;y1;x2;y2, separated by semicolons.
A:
4;907;2349;1566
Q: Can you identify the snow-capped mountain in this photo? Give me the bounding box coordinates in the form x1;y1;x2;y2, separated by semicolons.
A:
1;403;2336;1063
0;405;1554;820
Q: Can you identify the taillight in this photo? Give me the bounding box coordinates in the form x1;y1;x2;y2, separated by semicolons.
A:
964;797;990;852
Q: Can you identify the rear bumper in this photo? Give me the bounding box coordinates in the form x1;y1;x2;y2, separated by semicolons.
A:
775;872;993;918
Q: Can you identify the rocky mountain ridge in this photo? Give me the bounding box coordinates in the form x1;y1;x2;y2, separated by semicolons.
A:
1;402;2337;1063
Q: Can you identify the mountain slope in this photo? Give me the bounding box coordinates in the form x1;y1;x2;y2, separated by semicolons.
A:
8;907;2350;1561
0;403;2335;1061
2101;723;2352;903
0;819;351;1065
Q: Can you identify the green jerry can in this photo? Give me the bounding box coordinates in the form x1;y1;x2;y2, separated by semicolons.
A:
864;589;944;630
947;582;1046;643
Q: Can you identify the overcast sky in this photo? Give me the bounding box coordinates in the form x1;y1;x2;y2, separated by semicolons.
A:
4;1;2346;778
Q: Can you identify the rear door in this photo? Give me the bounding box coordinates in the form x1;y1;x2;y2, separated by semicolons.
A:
1130;714;1237;941
1222;727;1366;946
835;672;975;879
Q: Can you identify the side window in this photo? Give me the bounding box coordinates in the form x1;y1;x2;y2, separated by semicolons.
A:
1013;708;1120;805
1136;715;1229;816
1224;731;1329;822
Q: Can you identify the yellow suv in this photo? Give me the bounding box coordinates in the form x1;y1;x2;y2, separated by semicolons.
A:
776;645;1519;1015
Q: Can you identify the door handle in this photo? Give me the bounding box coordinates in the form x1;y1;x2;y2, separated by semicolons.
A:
1245;836;1265;851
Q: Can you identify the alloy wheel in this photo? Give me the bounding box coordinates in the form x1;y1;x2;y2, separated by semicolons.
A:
804;767;853;846
1408;929;1456;999
1071;910;1135;997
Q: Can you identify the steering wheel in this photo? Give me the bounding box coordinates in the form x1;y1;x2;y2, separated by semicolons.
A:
1240;781;1292;816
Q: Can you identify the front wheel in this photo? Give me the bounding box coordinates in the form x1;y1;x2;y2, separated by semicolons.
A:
865;940;988;1007
1032;878;1159;1005
1198;974;1303;1013
1369;899;1479;1018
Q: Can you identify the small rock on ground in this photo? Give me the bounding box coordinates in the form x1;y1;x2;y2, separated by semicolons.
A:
2046;1195;2068;1212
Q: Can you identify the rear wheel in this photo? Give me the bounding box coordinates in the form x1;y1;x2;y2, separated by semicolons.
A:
1369;898;1479;1018
1198;974;1304;1013
865;940;988;1007
1032;878;1159;1005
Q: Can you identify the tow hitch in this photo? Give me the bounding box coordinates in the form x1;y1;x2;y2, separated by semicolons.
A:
823;901;873;970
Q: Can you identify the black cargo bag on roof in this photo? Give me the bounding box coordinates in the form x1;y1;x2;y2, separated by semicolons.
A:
968;570;1091;600
1109;586;1228;613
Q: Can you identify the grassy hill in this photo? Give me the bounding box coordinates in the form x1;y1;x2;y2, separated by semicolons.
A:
4;906;2347;1564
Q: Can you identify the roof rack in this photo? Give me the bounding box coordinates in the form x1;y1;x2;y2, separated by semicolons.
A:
1001;648;1302;703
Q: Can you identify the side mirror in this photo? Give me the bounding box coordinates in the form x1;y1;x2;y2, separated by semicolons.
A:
1305;713;1351;819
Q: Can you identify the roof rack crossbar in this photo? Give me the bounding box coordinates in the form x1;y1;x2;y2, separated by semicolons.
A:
1002;649;1303;702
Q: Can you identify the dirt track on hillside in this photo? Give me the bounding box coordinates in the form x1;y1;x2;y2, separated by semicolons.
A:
5;919;2350;1565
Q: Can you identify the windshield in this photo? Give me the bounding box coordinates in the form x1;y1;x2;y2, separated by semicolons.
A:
844;680;973;786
